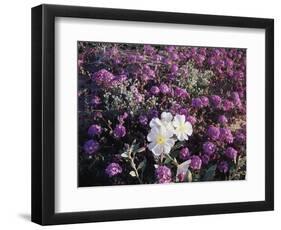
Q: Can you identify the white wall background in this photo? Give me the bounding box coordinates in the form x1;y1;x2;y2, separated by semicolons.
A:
0;0;279;229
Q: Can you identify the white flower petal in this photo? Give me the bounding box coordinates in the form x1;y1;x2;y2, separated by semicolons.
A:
177;160;191;175
172;118;180;127
179;114;186;123
174;114;185;124
147;128;158;141
161;112;173;122
163;143;172;154
181;133;189;141
165;128;174;138
163;138;176;154
172;114;193;141
176;133;184;141
148;142;157;151
149;118;162;128
151;144;163;156
147;112;190;157
185;122;193;136
166;138;176;146
176;134;183;141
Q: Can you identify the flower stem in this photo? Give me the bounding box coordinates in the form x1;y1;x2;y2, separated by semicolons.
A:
166;154;179;167
129;158;142;184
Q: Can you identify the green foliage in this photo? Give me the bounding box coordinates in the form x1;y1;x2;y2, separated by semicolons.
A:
229;156;246;180
176;62;215;97
203;165;217;181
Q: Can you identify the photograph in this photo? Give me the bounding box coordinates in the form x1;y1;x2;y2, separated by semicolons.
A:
77;42;247;187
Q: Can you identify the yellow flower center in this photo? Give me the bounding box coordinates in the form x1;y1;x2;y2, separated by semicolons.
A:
156;134;166;145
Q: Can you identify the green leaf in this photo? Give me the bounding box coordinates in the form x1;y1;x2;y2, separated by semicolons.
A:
170;150;180;158
164;157;172;164
172;142;185;151
136;147;146;153
121;152;128;158
137;160;146;170
203;165;217;181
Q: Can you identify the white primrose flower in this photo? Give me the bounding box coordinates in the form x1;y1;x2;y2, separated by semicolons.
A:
149;112;174;132
177;160;191;174
147;112;193;157
172;114;193;141
147;127;175;156
176;159;191;182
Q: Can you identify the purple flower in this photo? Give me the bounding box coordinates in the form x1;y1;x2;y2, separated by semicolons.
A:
171;53;179;61
234;70;244;80
137;54;145;62
226;58;234;67
194;54;205;66
232;92;242;107
166;45;175;52
192;98;203;108
179;108;188;117
220;128;234;144
170;64;179;73
144;44;154;55
91;96;101;106
92;69;115;87
231;91;240;101
150;86;160;95
210;95;222;108
128;54;137;63
190;155;202;170
159;83;170;94
235;131;246;144
105;163;122;177
227;68;234;77
163;58;172;65
225;147;238;160
201;154;210;165
207;126;220;140
153;54;162;62
179;147;190;160
139;115;148;126
218;161;229;173
218;115;228;125
83;140;99;155
88;124;102;136
113;124;126;138
148;109;159;119
222;100;234;111
186;116;196;125
200;96;209;107
118;112;129;124
203;142;216;155
208;57;216;65
143;65;155;79
134;93;143;102
174;87;188;98
155;166;172;183
113;74;127;84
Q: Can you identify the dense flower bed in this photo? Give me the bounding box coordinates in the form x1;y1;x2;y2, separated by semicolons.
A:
78;42;246;186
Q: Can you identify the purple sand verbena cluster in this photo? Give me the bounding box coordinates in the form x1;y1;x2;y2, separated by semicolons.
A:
78;42;246;186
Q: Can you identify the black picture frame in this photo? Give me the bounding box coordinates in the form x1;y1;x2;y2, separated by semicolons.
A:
31;4;274;225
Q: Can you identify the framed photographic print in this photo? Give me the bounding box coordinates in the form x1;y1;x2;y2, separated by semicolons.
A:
31;4;274;225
